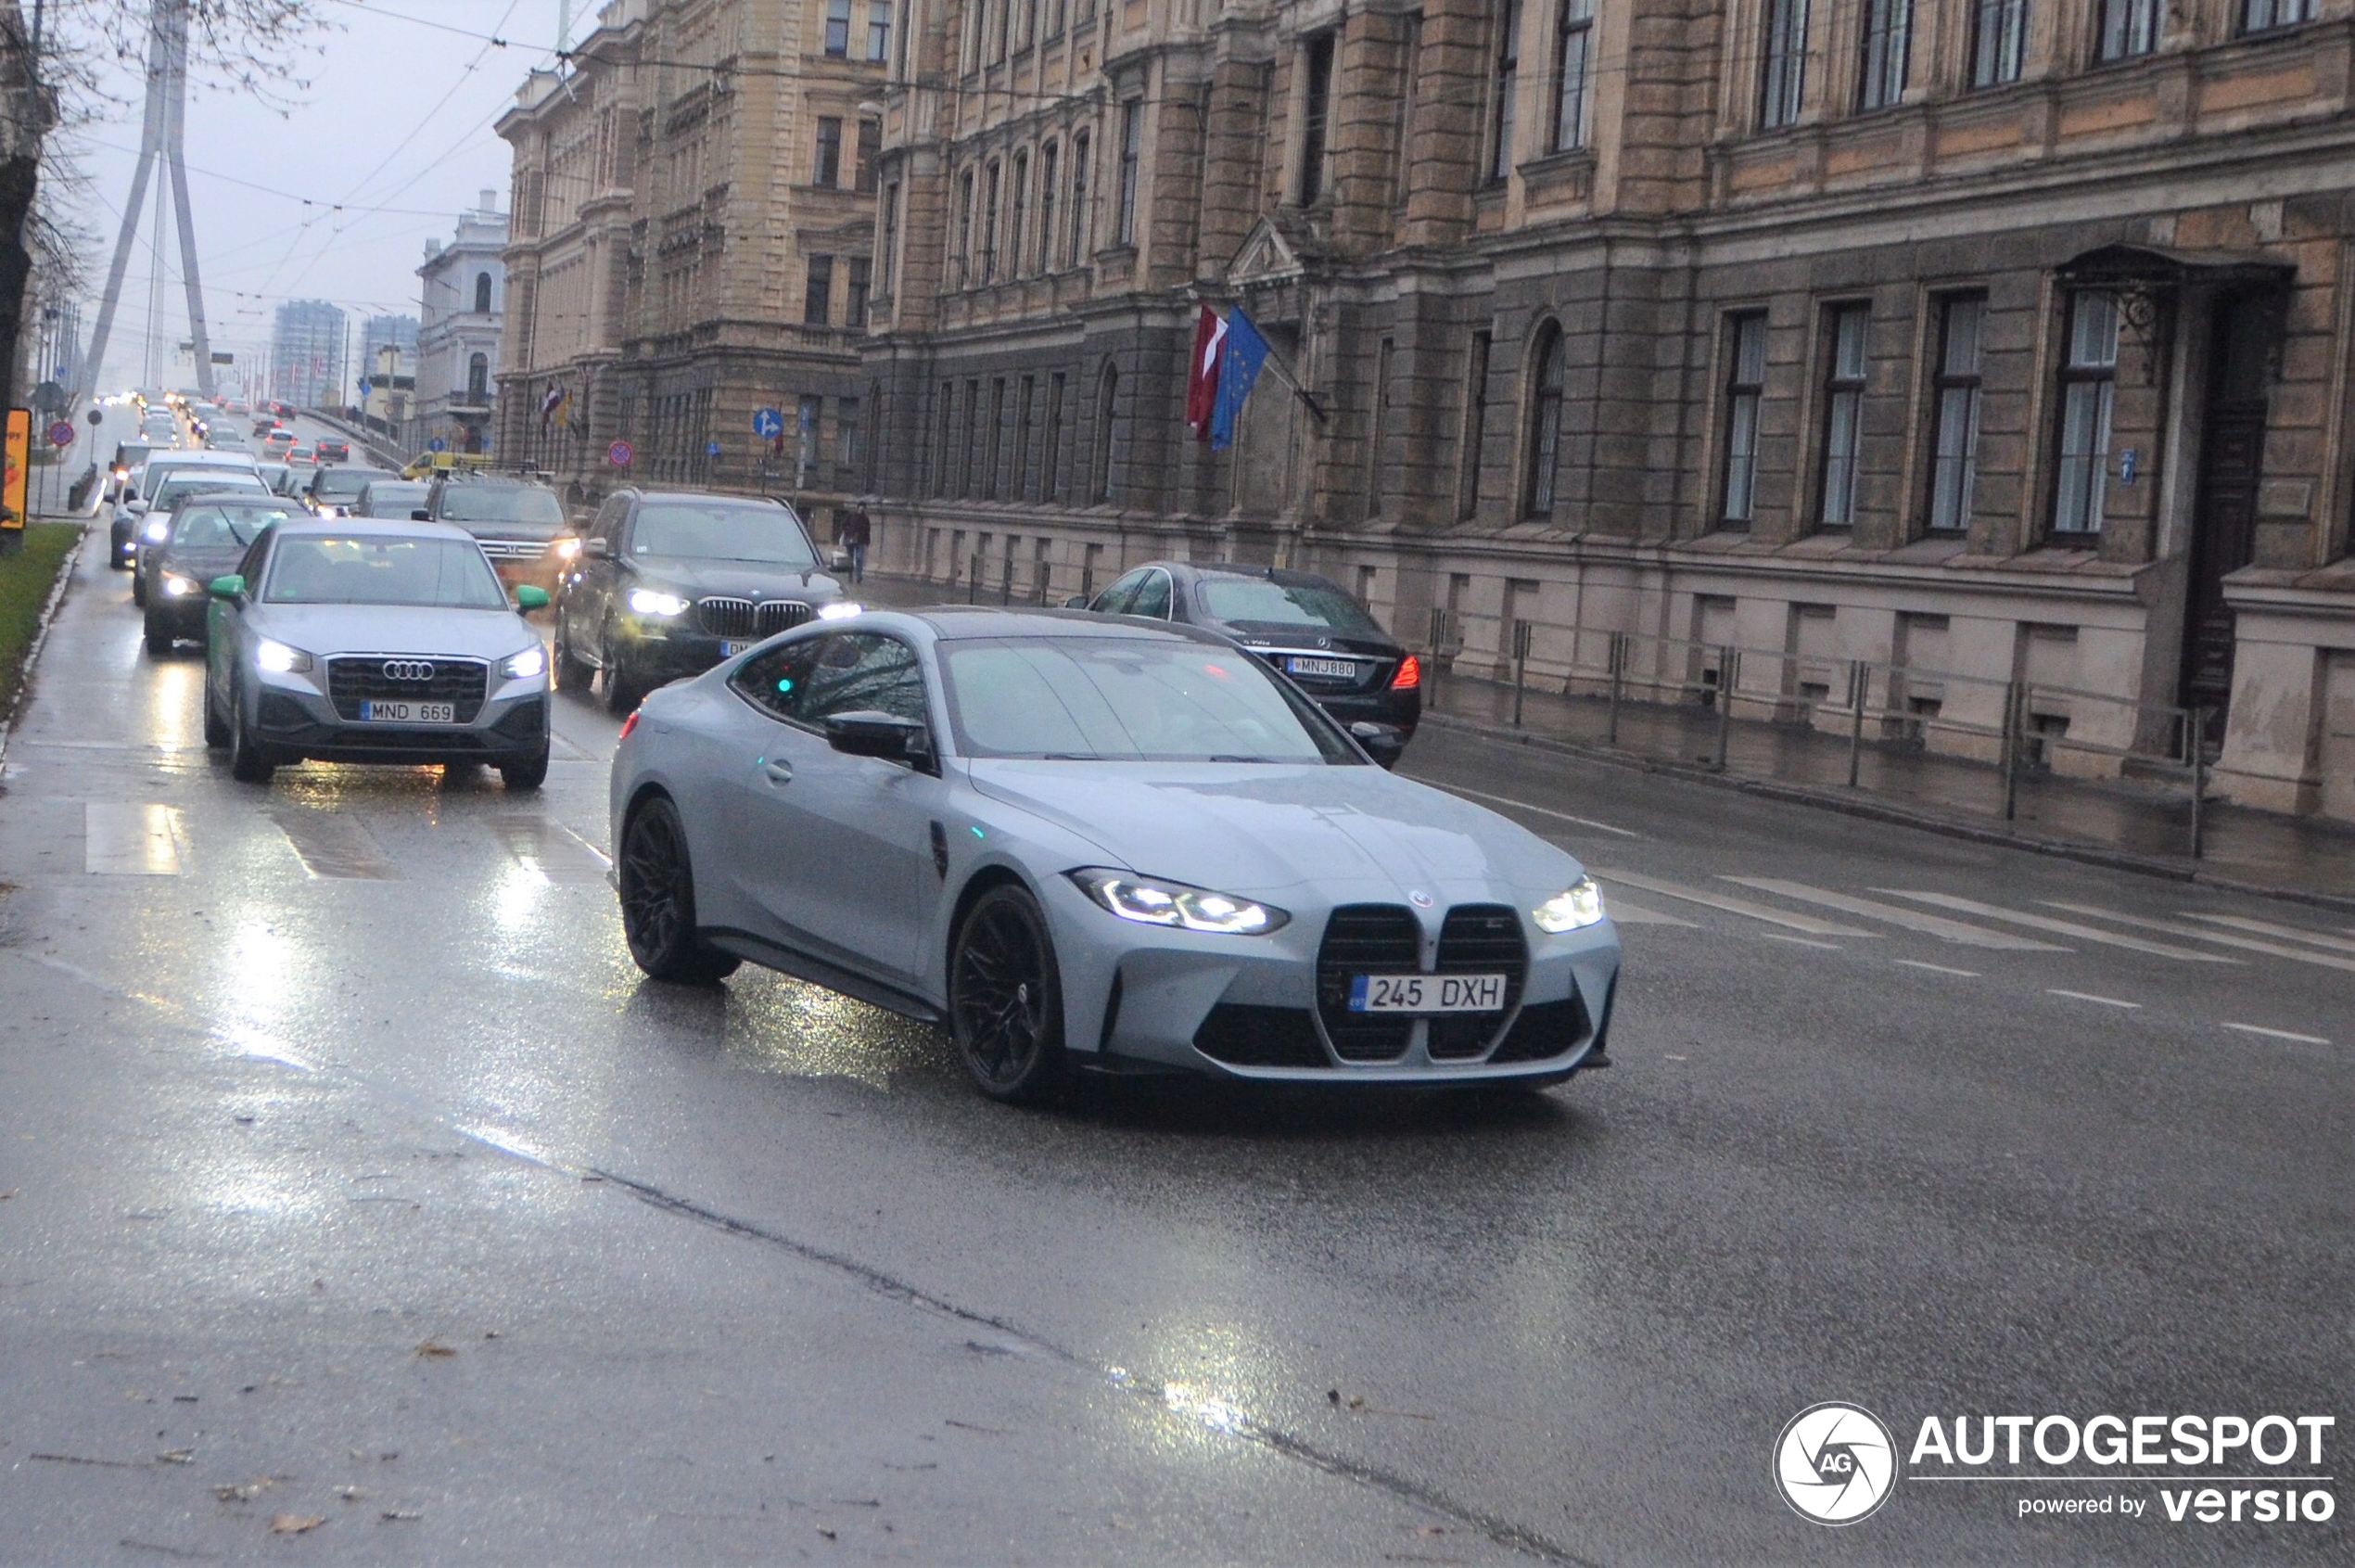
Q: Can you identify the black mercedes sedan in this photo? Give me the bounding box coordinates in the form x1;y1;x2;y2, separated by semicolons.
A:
140;492;306;656
551;488;854;713
1076;562;1422;761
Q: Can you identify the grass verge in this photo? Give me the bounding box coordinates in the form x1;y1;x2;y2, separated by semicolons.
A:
0;524;83;721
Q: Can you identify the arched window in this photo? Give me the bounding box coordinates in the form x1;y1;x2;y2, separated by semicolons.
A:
467;353;490;400
1093;362;1118;503
1523;323;1564;516
474;274;493;314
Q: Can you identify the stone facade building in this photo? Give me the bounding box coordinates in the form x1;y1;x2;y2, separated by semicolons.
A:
862;0;2355;822
497;0;886;526
416;192;508;454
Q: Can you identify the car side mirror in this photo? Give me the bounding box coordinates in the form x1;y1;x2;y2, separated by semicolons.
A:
584;537;610;558
514;585;551;611
823;709;928;763
127;498;150;514
1063;594;1091;610
1349;720;1408;771
411;509;432;522
207;574;245;600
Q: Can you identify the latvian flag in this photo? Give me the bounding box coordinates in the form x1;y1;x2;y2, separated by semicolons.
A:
1185;305;1227;443
539;382;566;431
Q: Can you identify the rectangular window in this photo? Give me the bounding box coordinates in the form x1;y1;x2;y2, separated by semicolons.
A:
880;182;900;297
847;257;871;330
1014;375;1036;498
855;118;881;195
2098;0;2158;57
934;383;953;495
2052;293;2119;536
1037;145;1060;270
868;0;892;60
799;394;826;484
986;378;1007;499
982;162;1001;279
1491;0;1520;181
836;397;860;486
1116;102;1142;245
826;0;852;55
1760;0;1810;129
1394;12;1423;207
1045;372;1067;502
1722;313;1768;527
1367;338;1394;518
1926;296;1984;534
1458;329;1492;520
1009;152;1029;275
1299;32;1335;204
956;171;975;286
963;378;982;496
804;254;834;325
2243;0;2314;31
1817;305;1869;529
1970;0;2026;87
815;117;843;188
1857;0;1910;110
1554;0;1593;151
1069;131;1092;265
1017;0;1037;50
1048;0;1066;36
993;0;1010;60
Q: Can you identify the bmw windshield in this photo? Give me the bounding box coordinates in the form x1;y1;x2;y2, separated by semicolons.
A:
937;636;1361;764
631;502;817;567
263;535;509;609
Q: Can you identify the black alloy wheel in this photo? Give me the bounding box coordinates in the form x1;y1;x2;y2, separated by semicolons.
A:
226;679;274;784
131;569;147;608
949;884;1066;1104
617;797;739;984
601;623;642;716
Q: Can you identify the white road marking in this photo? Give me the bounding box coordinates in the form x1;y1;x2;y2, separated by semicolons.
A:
554;821;614;870
1594;870;1878;937
2221;1022;2334;1046
1894;959;1979;977
1874;891;2238;962
1720;878;2068;950
1761;933;1842;950
1417;780;1639;838
83;803;182;875
2181;913;2355;957
2043;902;2355;975
1598;897;1697;927
2046;989;2141;1010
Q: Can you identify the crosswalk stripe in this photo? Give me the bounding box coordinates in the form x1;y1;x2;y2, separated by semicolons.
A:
1874;891;2238;962
2181;913;2355;957
1417;780;1640;838
1594;871;1878;937
1720;877;2068;950
488;816;609;886
274;809;401;880
84;803;182;875
2047;988;2140;1009
2042;902;2355;975
2221;1022;2334;1046
1894;959;1979;977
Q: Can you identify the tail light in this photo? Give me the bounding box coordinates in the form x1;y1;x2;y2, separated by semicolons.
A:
617;710;641;741
1390;653;1421;691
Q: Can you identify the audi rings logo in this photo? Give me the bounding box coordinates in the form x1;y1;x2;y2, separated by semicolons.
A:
1776;1403;1898;1525
381;660;436;682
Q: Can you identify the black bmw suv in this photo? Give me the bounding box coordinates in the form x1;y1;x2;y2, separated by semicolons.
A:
553;488;851;713
1076;562;1422;763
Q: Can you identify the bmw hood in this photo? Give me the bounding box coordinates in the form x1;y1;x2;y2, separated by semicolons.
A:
251;605;541;662
964;760;1586;905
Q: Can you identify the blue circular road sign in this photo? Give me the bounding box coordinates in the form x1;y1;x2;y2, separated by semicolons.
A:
427;438;447;453
752;407;784;440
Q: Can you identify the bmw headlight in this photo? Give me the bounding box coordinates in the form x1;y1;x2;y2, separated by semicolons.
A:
1533;876;1606;934
162;573;197;599
1068;869;1289;935
142;518;170;542
255;638;313;674
629;588;690;618
817;600;864;621
503;645;547;681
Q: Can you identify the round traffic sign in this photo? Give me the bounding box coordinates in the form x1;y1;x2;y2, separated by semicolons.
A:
86;409;104;425
706;440;721;458
752;407;783;440
607;439;635;467
46;421;75;448
427;437;447;453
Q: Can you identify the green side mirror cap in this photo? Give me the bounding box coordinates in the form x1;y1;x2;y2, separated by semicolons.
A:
515;584;551;610
208;574;244;599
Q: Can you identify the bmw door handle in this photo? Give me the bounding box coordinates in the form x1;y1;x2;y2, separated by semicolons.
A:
761;758;794;785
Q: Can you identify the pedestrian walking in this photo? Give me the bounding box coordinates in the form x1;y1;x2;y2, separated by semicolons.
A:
835;503;872;583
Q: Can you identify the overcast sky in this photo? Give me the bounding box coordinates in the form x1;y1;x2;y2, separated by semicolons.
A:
66;1;570;394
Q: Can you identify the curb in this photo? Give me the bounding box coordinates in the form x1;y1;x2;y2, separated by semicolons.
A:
1420;710;2355;917
0;522;88;774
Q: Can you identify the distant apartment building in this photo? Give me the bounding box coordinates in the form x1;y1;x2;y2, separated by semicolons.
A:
417;191;509;454
269;298;345;410
860;0;2355;823
496;0;885;525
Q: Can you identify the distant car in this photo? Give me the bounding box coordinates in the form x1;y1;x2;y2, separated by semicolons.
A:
203;518;554;789
354;478;431;518
553;488;850;714
256;461;294;496
605;608;1621;1100
225;401;251;417
425;476;571;598
261;429;296;456
252;418;279;439
286;445;317;468
314;440;350;464
140;493;304;656
206;429;250;453
111;452;264;570
132;470;275;606
1074;562;1422;762
106;441;158;504
305;465;395;518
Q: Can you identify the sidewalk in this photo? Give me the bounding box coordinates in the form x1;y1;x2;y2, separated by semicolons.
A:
850;571;2355;909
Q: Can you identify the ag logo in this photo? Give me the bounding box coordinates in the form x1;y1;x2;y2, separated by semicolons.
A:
1775;1402;1897;1525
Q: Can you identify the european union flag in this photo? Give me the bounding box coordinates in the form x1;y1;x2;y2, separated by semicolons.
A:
1208;308;1271;452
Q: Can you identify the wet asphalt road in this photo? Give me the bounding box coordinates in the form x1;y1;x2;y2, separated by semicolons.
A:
1;469;2350;1562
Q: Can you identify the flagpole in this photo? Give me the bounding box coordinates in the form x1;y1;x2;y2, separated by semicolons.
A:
1192;295;1327;426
